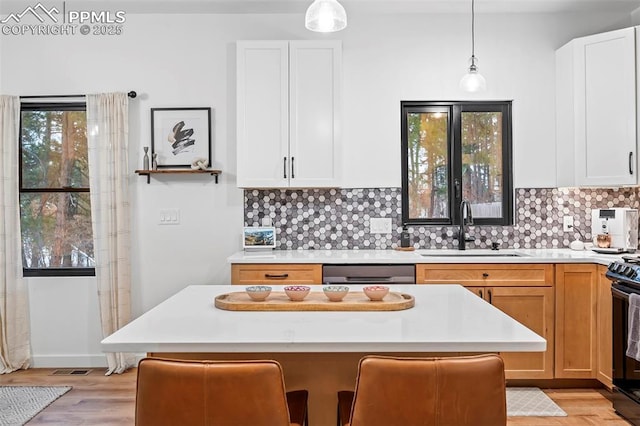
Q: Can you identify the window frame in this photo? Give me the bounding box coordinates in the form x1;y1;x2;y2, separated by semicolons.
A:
19;101;95;277
401;100;513;227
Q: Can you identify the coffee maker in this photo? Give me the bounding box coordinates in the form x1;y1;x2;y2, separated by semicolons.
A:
591;208;639;251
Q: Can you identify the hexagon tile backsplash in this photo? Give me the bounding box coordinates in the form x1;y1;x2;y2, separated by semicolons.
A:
244;187;639;250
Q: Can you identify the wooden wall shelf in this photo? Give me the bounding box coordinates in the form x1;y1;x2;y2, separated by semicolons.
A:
135;169;222;184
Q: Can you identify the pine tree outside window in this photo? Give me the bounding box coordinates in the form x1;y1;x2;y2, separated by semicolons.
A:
401;101;513;226
19;102;95;277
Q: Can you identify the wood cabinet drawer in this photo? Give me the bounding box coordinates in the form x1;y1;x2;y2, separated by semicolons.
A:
231;264;322;285
416;264;554;287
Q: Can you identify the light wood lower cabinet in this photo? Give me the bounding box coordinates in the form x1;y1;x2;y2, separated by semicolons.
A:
596;264;613;388
416;263;555;379
231;264;322;285
466;286;555;379
232;261;613;383
555;264;598;379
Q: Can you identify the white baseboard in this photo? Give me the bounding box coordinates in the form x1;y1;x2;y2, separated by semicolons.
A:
30;354;108;368
30;353;147;368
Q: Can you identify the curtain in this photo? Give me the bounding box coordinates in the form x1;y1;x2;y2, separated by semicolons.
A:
0;95;30;374
86;93;134;375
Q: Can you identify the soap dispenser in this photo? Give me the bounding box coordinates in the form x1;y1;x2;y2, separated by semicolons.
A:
400;226;411;248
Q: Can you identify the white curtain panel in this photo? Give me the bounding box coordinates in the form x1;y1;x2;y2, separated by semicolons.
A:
0;95;30;374
86;93;134;375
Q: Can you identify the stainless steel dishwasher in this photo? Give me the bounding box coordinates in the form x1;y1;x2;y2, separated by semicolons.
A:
322;264;416;285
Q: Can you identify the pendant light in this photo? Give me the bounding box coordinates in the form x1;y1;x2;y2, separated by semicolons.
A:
459;0;486;92
305;0;347;33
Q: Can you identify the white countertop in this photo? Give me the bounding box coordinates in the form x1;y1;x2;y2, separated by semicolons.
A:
227;248;626;266
101;284;546;354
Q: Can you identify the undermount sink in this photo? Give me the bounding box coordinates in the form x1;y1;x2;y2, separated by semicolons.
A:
418;250;529;258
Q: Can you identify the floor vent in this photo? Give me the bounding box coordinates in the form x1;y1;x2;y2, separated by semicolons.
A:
51;369;92;376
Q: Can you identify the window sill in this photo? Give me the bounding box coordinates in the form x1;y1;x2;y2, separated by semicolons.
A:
23;268;96;277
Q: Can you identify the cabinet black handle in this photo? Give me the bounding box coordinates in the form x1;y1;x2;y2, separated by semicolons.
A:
488;288;493;304
478;289;484;299
630;152;634;175
291;156;295;179
265;273;289;279
283;157;287;179
482;272;489;278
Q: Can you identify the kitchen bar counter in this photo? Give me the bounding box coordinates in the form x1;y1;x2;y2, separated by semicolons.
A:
101;284;545;353
227;248;625;266
102;284;544;426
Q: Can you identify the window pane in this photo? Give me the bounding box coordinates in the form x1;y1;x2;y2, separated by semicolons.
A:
461;111;503;218
19;192;94;268
21;110;88;189
407;111;449;219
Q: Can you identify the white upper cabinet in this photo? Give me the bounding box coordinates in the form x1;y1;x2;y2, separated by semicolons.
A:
237;41;289;188
556;27;637;187
236;40;342;188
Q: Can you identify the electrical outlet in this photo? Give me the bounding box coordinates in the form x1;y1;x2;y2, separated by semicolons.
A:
370;218;392;234
159;208;180;225
562;216;574;232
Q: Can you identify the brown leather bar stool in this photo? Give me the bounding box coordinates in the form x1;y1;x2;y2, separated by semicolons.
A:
337;354;506;426
136;358;308;426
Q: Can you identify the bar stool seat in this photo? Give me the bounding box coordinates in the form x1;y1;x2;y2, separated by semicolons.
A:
337;354;506;426
136;358;308;426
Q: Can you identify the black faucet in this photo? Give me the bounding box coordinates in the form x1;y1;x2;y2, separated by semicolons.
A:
458;200;475;250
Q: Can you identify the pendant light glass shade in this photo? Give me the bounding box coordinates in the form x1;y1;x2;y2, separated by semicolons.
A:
305;0;347;33
460;0;486;92
460;57;486;92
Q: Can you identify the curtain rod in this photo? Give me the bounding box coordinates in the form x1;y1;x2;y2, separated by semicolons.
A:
20;91;137;99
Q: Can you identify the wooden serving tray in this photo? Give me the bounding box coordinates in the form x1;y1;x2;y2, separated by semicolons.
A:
214;291;415;312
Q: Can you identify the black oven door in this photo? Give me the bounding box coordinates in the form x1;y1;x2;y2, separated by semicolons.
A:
612;284;640;424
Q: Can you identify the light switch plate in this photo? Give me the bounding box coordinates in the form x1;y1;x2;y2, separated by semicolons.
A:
370;217;392;234
159;208;180;225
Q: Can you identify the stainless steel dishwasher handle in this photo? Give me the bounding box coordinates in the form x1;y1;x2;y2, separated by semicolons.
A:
345;276;392;283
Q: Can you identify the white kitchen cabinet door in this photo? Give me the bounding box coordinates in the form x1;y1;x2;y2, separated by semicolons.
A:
289;41;341;188
576;27;636;186
236;40;342;188
236;41;289;188
556;27;637;187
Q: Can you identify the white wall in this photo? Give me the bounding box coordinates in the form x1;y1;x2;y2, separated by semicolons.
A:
26;277;105;367
341;12;631;188
0;10;632;366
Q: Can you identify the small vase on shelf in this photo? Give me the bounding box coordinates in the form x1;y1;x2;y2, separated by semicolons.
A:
152;153;158;170
142;147;150;170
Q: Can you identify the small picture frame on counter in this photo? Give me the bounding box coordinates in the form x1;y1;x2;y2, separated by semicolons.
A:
243;227;276;250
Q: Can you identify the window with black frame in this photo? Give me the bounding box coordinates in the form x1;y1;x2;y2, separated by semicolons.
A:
401;101;513;226
19;102;95;276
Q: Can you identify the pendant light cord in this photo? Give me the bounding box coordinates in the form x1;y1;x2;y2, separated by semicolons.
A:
460;0;485;90
471;0;476;60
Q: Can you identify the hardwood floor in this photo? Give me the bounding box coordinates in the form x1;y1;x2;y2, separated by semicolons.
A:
509;388;630;425
0;368;136;425
0;368;632;425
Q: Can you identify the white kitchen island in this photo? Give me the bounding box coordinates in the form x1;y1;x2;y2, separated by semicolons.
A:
102;284;545;425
